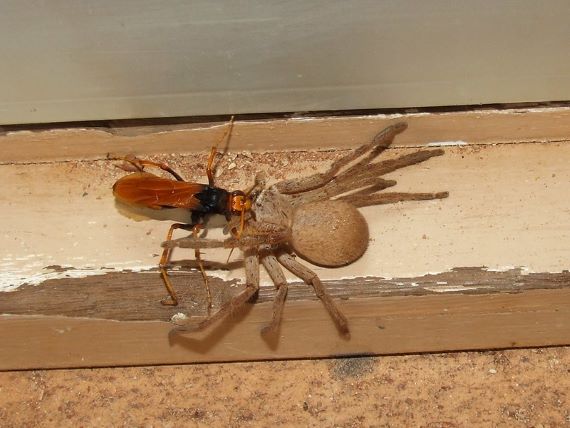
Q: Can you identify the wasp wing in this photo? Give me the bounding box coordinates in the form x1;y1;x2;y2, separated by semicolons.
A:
112;172;207;209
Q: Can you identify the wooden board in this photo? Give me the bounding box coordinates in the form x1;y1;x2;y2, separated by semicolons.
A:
1;107;569;369
2;288;569;370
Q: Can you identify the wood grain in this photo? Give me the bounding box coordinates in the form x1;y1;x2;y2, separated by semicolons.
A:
1;267;568;322
2;288;569;370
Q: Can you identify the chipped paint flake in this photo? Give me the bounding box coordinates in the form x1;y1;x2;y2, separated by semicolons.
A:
486;265;532;274
427;141;468;147
424;285;479;293
1;268;108;292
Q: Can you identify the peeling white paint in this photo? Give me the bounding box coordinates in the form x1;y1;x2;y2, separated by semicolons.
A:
0;268;108;292
0;257;240;292
424;285;479;293
157;121;238;136
486;265;532;274
427;141;468;147
6;128;111;138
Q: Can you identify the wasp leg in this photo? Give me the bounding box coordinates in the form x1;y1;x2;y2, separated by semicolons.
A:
159;223;194;306
114;156;186;181
192;224;213;311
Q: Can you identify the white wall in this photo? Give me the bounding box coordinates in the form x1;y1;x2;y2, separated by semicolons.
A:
1;0;569;124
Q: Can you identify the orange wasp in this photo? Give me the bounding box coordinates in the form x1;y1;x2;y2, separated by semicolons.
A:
112;118;251;307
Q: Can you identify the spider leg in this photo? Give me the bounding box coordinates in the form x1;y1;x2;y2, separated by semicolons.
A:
289;176;398;207
172;249;260;332
330;148;445;194
260;252;289;336
365;148;445;178
276;252;350;338
164;220;290;250
163;236;236;249
339;191;449;207
274;122;407;194
244;171;268;197
287;148;445;206
327;124;408;183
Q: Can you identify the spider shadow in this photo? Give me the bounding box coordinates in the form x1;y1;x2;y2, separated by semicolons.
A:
167;292;289;352
259;324;283;350
167;298;258;354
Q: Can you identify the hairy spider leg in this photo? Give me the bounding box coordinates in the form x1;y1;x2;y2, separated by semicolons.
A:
289;148;447;207
260;253;289;336
163;226;297;335
340;191;449;207
173;249;260;333
274;122;407;194
276;252;350;337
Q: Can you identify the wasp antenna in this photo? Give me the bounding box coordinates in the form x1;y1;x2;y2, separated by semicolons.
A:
226;247;236;264
206;116;236;186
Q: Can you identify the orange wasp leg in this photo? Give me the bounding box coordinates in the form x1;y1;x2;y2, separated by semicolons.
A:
159;223;188;306
159;223;213;311
192;224;213;311
121;157;185;182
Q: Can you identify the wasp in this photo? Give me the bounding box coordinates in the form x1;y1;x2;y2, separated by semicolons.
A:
111;118;251;307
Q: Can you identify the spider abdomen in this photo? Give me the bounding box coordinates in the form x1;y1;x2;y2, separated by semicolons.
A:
290;200;369;267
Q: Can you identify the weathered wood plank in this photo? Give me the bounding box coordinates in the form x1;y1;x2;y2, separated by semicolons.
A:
1;268;568;322
2;288;569;370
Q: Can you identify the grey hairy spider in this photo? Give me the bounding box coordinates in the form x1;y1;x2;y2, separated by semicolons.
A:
164;122;448;337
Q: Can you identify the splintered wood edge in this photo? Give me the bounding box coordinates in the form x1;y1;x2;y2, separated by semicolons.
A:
1;107;570;163
1;288;569;370
2;267;570;322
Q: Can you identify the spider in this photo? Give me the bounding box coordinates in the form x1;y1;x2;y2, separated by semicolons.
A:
164;122;448;337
